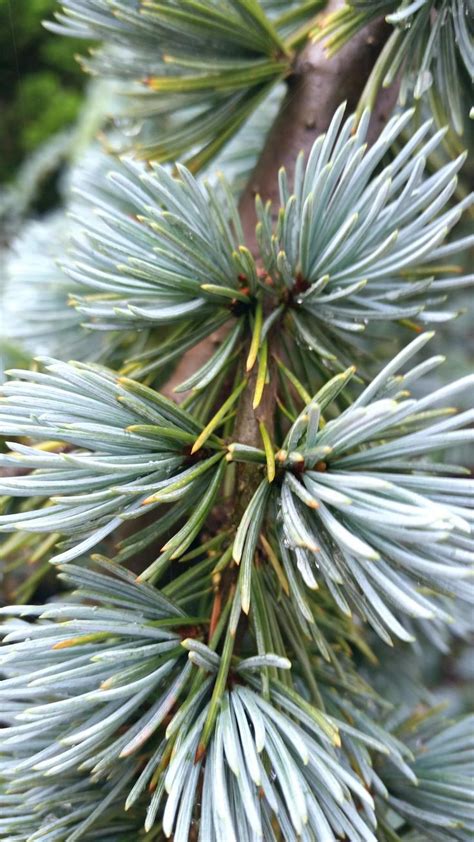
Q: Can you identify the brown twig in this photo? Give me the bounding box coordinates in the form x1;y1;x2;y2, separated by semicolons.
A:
161;2;398;400
239;1;397;246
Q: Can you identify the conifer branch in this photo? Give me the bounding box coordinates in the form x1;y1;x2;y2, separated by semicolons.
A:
239;0;396;237
162;0;397;399
1;3;473;838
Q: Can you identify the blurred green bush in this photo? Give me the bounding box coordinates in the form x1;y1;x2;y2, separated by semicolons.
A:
0;0;87;183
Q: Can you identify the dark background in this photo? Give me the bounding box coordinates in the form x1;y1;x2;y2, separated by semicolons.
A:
0;0;86;184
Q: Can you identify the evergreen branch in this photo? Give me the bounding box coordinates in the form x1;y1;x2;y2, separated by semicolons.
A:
2;216;103;363
381;711;474;841
234;334;474;637
63;107;473;378
1;4;473;837
0;559;398;841
238;0;395;237
45;0;313;168
260;104;473;370
315;0;473;134
0;359;226;569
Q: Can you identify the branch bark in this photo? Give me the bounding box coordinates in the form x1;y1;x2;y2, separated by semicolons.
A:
232;2;397;458
163;1;398;404
156;0;400;639
160;326;228;401
239;2;397;245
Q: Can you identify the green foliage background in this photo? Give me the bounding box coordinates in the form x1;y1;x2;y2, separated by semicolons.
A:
0;0;86;183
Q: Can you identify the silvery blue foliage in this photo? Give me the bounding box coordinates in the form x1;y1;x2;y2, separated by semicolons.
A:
319;0;473;134
63;155;250;337
234;333;474;639
0;560;392;841
0;359;226;570
63;106;473;375
1;4;473;838
2;215;102;362
45;0;308;168
381;712;474;841
261;105;473;366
